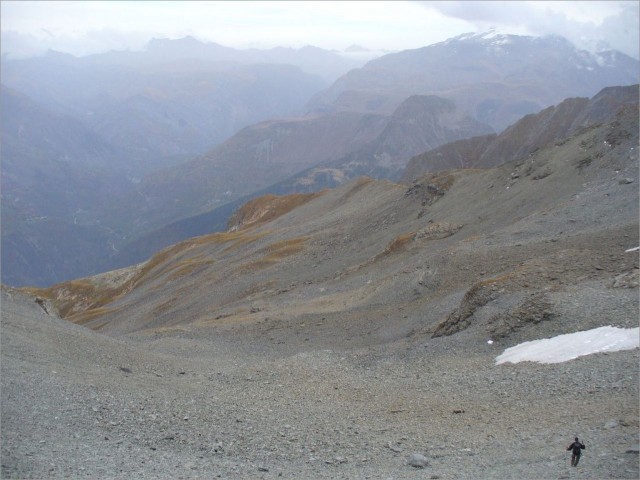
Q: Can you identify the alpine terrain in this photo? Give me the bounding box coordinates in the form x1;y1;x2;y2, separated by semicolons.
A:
1;32;638;287
2;83;638;479
0;38;344;286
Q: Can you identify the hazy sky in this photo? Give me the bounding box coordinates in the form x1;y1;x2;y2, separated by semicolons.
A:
1;1;638;59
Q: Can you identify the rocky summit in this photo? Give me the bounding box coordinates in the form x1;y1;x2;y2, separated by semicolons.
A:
2;89;638;478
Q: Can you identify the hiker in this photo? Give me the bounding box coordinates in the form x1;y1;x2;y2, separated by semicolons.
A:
567;437;585;466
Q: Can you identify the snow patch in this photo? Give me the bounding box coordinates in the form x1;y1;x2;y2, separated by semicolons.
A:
495;326;639;365
491;37;511;46
479;28;500;40
594;51;615;67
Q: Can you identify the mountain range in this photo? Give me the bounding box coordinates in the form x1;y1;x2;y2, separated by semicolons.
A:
402;84;640;182
1;40;341;286
106;85;639;270
1;34;638;480
307;31;639;131
1;47;329;165
1;32;638;287
84;36;366;82
25;90;638;340
107;94;492;241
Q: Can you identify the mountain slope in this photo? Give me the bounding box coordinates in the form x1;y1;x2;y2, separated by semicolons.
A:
288;95;492;187
1;50;327;166
101;94;491;267
103;110;389;238
402;84;639;182
307;32;639;131
5;103;638;480
28;101;638;342
104;85;635;270
1;86;131;286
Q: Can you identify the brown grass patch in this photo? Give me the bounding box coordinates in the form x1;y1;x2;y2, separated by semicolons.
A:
259;237;308;258
461;234;482;244
152;297;179;317
334;177;375;204
24;279;122;319
122;229;261;283
221;230;271;253
381;232;417;257
385;232;416;253
362;231;418;266
22;226;271;326
227;192;325;231
68;306;117;325
237;236;309;272
163;257;216;283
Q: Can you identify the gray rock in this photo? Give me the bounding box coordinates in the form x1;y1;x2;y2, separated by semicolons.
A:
605;419;619;429
408;453;429;468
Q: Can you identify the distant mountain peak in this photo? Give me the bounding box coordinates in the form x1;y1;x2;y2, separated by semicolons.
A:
44;49;77;59
345;45;370;53
593;50;631;67
443;30;579;50
308;30;638;130
446;29;519;44
146;35;209;51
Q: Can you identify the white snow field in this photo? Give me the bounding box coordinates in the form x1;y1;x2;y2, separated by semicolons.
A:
495;326;640;365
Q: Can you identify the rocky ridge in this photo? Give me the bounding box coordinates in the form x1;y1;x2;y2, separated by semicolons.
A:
402;85;639;182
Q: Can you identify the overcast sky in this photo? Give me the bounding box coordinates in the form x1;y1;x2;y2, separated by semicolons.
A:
1;1;638;59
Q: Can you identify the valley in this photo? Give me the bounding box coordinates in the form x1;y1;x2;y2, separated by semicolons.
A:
2;32;638;287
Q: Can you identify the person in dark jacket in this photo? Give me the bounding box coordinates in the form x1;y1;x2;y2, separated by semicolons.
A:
567;437;585;466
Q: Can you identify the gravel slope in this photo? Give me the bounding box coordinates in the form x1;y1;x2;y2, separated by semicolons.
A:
2;281;638;479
